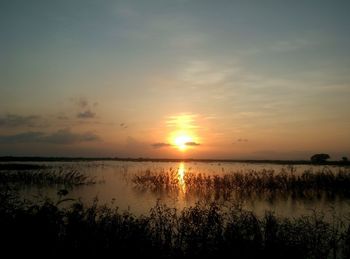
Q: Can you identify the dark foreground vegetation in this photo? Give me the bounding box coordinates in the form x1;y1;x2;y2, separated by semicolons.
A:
1;188;350;259
132;167;350;200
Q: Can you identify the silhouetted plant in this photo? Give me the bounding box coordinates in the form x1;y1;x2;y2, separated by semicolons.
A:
0;168;96;186
131;167;350;201
1;193;349;258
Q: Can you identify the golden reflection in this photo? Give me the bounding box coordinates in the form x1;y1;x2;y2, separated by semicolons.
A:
177;162;186;193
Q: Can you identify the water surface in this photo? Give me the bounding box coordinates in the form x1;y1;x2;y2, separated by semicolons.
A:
2;161;350;218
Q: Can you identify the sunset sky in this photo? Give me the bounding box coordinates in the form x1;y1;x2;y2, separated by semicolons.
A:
1;0;350;159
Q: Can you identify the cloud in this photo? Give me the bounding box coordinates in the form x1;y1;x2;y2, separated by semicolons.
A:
151;142;200;148
0;114;41;127
42;129;100;144
77;110;95;119
185;141;200;146
165;113;199;129
0;132;43;143
120;123;128;129
152;142;172;148
73;97;98;119
57;115;69;120
180;60;237;86
0;129;100;145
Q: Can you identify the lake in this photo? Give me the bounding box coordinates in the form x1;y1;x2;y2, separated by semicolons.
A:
2;161;350;219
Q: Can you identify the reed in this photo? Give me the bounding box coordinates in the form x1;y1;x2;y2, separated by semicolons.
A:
132;167;350;200
0;190;349;258
0;168;96;186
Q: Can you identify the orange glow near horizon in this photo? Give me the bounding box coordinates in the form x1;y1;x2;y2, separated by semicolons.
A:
167;114;200;152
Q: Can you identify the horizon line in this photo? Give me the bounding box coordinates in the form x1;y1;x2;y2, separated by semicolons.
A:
0;156;349;165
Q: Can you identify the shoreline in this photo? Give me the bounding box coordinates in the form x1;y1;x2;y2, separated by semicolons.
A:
0;156;349;166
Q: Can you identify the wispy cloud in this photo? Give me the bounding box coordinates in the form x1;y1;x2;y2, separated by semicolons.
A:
152;142;172;148
0;129;100;145
73;97;98;119
236;138;248;143
0;114;42;127
77;110;95;119
185;141;200;146
57;115;69;120
166;113;199;129
120;123;128;129
0;132;43;143
151;142;200;148
180;60;237;86
43;129;100;144
237;38;316;56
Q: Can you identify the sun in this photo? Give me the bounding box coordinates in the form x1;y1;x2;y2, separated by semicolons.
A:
166;114;201;152
173;135;192;151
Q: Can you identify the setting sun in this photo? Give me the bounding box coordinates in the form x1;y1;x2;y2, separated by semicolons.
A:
174;135;192;151
166;114;201;152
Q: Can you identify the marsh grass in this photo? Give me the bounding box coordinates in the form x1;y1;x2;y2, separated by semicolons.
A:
0;163;48;170
132;167;350;201
0;168;96;186
0;189;350;258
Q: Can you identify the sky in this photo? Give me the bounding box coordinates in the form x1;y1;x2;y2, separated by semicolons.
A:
1;0;350;159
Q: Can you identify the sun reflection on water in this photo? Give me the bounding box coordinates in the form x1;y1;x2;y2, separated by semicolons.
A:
177;162;186;193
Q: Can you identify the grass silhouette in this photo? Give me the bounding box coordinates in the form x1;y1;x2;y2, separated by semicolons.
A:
0;167;96;186
132;167;350;201
1;188;350;258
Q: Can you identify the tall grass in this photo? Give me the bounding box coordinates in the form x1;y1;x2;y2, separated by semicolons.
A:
0;189;349;258
0;163;48;170
0;168;96;186
132;167;350;200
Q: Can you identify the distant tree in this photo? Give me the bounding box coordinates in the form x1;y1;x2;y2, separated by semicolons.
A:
310;153;330;163
342;156;348;162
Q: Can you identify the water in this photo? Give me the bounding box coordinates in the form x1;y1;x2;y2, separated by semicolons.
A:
2;161;350;218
